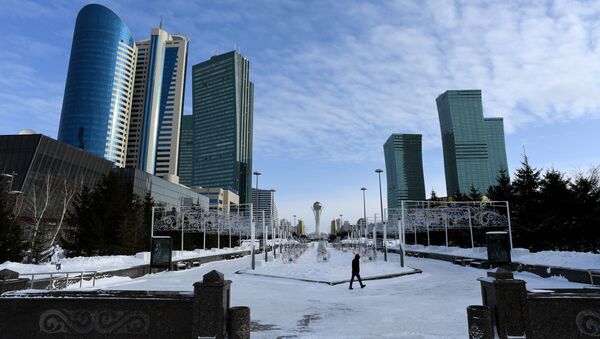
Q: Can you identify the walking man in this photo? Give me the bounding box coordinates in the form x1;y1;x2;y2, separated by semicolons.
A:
349;254;366;289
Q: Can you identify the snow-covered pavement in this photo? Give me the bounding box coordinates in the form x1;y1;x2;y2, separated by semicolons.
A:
238;244;416;283
75;244;587;338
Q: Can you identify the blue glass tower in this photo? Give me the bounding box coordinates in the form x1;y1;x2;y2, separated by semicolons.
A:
58;4;137;167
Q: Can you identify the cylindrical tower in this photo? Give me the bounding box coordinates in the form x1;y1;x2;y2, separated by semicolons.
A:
58;4;137;167
312;201;323;238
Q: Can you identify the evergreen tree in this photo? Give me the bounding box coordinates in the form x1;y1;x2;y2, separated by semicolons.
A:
468;185;482;201
487;169;512;201
429;190;439;201
65;186;96;256
0;194;23;262
538;169;573;250
511;154;542;249
570;169;600;252
452;191;469;201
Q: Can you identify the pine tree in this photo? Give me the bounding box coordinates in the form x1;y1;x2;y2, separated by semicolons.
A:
570;169;600;252
487;169;512;201
511;154;542;249
429;189;439;201
538;169;573;250
468;186;482;201
0;194;23;262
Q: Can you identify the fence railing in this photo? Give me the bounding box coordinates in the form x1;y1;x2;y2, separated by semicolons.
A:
19;270;97;290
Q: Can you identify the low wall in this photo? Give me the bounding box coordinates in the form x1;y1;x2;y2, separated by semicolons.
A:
0;270;249;339
388;247;594;285
468;269;600;339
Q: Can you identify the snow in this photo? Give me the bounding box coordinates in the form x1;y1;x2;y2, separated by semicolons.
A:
60;243;589;338
240;243;416;283
0;247;247;276
405;244;600;270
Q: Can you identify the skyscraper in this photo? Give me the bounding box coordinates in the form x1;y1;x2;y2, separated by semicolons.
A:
383;134;426;210
436;90;508;196
126;27;189;182
252;188;277;224
58;4;137;167
484;117;509;183
177;115;194;186
191;51;254;203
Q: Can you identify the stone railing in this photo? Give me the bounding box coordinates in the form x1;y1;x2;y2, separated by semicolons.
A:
467;268;600;339
0;270;250;339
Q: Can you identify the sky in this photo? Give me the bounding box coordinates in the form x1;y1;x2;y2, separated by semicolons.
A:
1;0;600;232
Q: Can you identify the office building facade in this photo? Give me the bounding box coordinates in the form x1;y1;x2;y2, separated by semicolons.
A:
58;4;137;167
383;134;426;210
192;187;239;214
191;51;254;204
251;188;277;224
436;90;507;195
112;168;208;209
484;118;509;183
177;115;194;186
126;27;189;182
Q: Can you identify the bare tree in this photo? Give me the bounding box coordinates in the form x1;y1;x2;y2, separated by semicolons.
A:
28;175;51;259
49;176;81;247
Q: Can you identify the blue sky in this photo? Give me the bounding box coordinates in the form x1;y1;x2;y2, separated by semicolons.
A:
1;0;600;232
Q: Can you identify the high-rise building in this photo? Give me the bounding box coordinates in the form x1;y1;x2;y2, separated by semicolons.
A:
126;26;189;182
191;51;254;204
484;118;509;184
178;115;194;186
383;134;426;210
436;90;508;195
58;4;137;167
251;188;277;224
297;219;305;236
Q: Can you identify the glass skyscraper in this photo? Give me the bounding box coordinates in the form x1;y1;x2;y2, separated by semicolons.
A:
126;27;189;182
436;90;508;196
484;117;509;183
177;115;194;186
191;51;254;204
383;134;426;210
58;4;137;167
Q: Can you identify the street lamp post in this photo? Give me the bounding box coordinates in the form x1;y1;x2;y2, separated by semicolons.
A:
375;168;387;261
270;189;276;259
361;187;367;241
253;171;262;262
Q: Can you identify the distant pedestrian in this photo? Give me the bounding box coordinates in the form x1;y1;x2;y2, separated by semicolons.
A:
349;254;365;289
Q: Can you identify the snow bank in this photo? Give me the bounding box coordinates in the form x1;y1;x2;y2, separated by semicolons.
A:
0;247;247;275
405;244;600;270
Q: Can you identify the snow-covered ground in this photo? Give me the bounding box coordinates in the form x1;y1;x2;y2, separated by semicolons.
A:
0;247;245;276
404;244;600;270
61;243;588;338
240;244;415;282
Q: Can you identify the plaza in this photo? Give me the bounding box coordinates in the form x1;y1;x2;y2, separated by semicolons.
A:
61;243;585;338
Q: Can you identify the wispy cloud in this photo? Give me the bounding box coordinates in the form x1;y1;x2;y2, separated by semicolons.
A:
248;0;600;162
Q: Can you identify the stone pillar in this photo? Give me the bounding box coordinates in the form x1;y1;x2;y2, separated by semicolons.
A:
478;268;528;339
0;269;29;294
467;305;493;339
228;306;251;339
193;270;231;339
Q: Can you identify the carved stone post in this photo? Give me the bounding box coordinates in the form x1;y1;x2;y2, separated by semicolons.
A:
0;269;29;294
193;270;231;339
478;268;528;339
228;306;251;339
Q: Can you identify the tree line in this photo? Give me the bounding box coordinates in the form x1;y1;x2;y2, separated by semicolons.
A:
431;155;600;252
